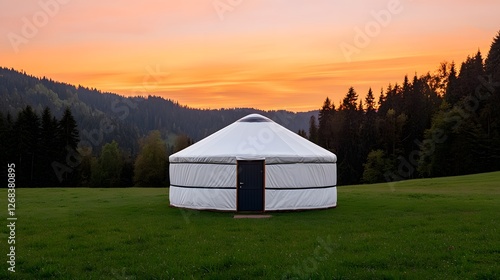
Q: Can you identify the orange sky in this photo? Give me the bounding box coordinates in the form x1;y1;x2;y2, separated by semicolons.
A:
1;0;499;111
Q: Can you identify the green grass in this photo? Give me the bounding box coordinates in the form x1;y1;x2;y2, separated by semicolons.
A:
1;172;499;279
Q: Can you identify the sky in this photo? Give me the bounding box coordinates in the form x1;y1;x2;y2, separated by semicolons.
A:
1;0;499;112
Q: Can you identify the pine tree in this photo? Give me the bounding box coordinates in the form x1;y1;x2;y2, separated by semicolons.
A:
455;51;484;101
58;107;79;151
297;129;307;139
361;88;378;155
41;107;58;145
379;84;395;115
445;62;459;104
318;97;332;128
483;30;500;142
55;107;80;186
308;115;318;144
357;99;364;112
0;113;14;182
383;83;403;113
341;87;358;111
377;87;387;114
14;106;41;185
365;88;376;113
401;75;412;106
337;87;363;185
39;107;60;186
317;97;334;149
485;30;500;82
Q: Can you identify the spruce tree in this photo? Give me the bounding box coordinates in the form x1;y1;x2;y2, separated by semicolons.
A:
54;107;80;186
317;97;334;149
58;107;79;151
39;107;60;186
308;115;318;144
485;30;500;82
341;87;358;111
445;62;459;104
362;88;378;156
365;88;376;113
14;106;41;185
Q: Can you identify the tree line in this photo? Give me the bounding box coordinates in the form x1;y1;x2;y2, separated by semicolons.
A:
0;67;314;156
304;31;500;185
0;106;79;187
0;106;194;187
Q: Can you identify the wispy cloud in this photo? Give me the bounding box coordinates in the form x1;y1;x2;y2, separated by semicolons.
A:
1;0;498;111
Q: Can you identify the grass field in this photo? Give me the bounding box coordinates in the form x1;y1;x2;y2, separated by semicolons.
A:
1;172;499;279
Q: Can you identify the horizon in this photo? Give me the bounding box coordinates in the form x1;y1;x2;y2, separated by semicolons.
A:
1;0;499;111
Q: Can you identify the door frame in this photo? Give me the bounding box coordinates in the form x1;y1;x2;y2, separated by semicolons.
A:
236;160;265;212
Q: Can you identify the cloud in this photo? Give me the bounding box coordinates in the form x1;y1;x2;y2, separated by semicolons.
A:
1;0;498;111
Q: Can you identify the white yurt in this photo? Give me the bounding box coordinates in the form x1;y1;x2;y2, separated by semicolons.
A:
169;114;337;212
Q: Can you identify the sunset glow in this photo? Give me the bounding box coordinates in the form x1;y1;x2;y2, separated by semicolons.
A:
1;0;498;111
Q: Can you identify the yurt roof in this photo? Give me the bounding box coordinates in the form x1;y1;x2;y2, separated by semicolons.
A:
169;114;337;164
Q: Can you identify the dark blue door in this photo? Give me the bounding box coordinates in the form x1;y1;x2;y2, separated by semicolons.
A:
237;160;264;211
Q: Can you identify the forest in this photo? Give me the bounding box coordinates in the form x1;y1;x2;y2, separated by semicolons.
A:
0;67;314;154
0;64;313;187
0;105;194;188
1;30;499;187
304;31;500;185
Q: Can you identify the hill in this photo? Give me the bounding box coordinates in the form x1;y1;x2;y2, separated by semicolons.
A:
0;67;316;153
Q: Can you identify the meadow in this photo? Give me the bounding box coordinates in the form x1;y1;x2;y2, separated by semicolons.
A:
1;172;499;279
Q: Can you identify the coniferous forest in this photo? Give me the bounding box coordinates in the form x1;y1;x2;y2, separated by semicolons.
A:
307;31;500;185
1;30;499;187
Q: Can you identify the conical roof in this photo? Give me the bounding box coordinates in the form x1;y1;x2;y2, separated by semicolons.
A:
169;114;337;164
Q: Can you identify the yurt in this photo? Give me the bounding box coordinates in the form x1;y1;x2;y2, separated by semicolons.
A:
169;114;337;212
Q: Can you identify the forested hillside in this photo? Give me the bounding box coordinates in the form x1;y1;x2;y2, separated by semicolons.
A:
0;68;315;154
0;67;315;188
306;31;500;185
